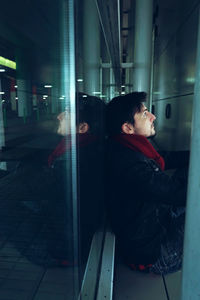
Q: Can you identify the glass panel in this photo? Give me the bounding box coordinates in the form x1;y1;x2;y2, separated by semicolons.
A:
0;1;80;299
0;0;110;298
0;1;112;299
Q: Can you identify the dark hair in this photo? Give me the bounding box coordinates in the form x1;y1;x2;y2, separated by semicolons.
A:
106;92;147;135
77;93;105;134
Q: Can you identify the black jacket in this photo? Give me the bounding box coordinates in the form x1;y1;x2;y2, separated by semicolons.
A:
106;139;188;264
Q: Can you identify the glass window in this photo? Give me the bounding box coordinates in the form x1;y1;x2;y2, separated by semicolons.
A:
0;0;109;298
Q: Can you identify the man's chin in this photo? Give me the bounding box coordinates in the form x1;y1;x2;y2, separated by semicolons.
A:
148;132;156;139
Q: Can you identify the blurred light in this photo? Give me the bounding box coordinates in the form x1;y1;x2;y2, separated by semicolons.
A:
121;85;125;88
82;95;87;98
153;91;161;95
100;95;106;98
186;77;195;83
93;92;101;95
0;56;16;70
43;95;48;98
15;85;18;88
0;92;5;95
121;92;125;95
59;97;64;100
77;79;83;82
61;95;65;98
0;69;5;72
1;100;5;102
44;85;52;88
15;97;18;99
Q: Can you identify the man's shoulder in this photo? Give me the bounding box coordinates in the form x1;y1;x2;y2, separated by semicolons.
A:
107;139;148;162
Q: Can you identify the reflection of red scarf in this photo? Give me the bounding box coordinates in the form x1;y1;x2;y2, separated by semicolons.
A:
48;134;97;166
112;134;165;171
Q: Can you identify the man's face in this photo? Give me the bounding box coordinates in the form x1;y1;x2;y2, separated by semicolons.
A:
133;104;156;137
57;111;71;136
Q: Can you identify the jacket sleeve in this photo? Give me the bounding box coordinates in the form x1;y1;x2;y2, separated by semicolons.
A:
124;155;188;206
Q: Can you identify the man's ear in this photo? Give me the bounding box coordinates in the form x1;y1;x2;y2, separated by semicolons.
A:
121;122;135;134
78;122;89;133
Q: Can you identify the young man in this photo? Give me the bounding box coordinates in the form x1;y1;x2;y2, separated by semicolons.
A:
106;92;188;275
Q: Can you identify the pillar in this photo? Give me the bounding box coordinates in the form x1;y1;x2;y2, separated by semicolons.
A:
0;79;6;170
16;49;32;118
181;8;200;300
132;0;153;98
10;78;17;111
83;0;100;95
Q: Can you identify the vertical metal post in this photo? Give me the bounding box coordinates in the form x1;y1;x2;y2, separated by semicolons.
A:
61;0;79;298
83;0;100;95
110;68;116;100
17;79;27;118
0;79;6;170
149;26;155;112
181;7;200;300
132;0;153;96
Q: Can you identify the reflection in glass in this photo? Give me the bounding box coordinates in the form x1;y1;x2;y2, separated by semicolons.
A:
0;0;107;298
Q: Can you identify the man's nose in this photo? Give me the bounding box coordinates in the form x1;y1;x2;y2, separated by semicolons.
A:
57;112;65;121
149;112;156;121
57;113;62;121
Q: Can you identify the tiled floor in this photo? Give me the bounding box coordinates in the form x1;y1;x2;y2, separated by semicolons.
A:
113;260;182;300
0;212;75;300
0;167;75;300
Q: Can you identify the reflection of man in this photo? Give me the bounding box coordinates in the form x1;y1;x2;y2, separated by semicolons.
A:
57;110;89;136
106;92;188;275
47;93;105;264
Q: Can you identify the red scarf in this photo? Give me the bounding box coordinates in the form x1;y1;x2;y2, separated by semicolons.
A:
112;134;165;171
48;134;97;167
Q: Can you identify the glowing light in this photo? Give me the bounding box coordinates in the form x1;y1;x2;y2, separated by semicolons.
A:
44;85;52;88
0;92;5;95
77;79;83;82
186;77;195;83
0;69;5;72
93;92;101;95
0;56;16;70
15;97;18;99
82;95;87;98
121;85;125;88
15;85;18;88
121;92;125;95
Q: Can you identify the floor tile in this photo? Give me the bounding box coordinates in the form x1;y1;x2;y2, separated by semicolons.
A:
0;289;31;300
7;269;43;281
164;271;182;300
114;262;168;300
34;292;68;300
